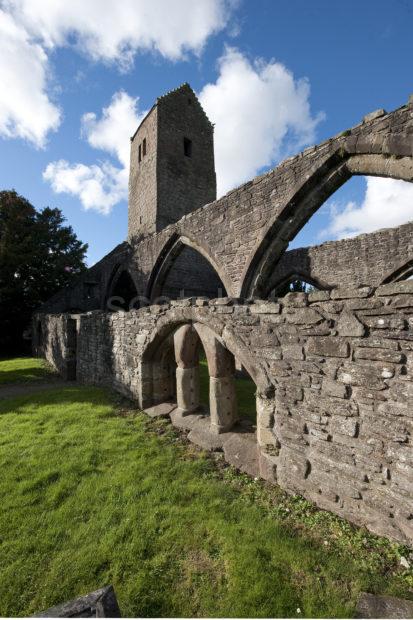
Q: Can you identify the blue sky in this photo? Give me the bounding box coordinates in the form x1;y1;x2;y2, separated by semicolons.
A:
1;0;413;265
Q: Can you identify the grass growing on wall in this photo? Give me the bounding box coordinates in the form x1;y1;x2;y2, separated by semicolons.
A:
0;357;56;385
0;378;412;617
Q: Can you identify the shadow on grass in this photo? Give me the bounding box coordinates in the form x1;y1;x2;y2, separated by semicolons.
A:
0;385;119;416
0;357;57;385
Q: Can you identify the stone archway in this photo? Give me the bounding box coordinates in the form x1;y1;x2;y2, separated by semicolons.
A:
241;150;413;298
143;322;239;434
146;234;232;302
139;310;272;433
105;266;139;311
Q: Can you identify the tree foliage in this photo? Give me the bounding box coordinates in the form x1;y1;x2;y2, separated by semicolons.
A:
0;190;87;354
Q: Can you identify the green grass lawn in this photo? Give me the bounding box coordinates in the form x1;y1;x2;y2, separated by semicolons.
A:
0;357;56;385
199;357;257;424
0;379;412;616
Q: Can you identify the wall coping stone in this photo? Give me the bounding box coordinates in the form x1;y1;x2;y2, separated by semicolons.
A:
376;281;413;296
363;108;387;123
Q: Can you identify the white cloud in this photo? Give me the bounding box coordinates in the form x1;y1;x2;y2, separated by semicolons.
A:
81;90;140;168
0;0;232;147
5;0;232;68
43;91;145;214
322;177;413;239
199;47;324;196
0;9;60;147
43;161;127;215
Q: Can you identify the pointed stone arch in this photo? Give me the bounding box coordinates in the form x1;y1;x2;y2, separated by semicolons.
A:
241;149;413;298
382;258;413;284
146;233;232;301
105;264;139;311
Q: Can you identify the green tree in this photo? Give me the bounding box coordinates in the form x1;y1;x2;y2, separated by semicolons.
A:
0;190;87;354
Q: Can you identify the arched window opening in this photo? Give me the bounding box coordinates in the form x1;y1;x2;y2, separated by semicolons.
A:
253;174;413;298
151;243;227;302
270;277;319;299
142;322;262;436
289;174;413;255
382;260;413;284
108;270;138;311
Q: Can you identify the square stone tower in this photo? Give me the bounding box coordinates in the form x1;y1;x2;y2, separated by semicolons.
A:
128;83;216;240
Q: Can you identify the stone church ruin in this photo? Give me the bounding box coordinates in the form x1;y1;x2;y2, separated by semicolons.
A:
34;84;413;546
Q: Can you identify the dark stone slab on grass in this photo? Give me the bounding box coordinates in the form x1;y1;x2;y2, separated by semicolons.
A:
33;585;121;617
356;592;413;618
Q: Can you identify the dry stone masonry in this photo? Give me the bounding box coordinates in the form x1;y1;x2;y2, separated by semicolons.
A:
34;85;413;546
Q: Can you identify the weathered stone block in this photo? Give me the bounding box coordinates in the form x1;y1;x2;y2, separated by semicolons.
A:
282;292;308;307
279;446;311;479
250;302;280;314
337;311;366;337
285;307;323;325
376;281;413;296
282;344;304;360
337;365;386;390
306;337;349;358
362;108;386;122
354;347;403;363
308;290;330;303
330;417;359;437
331;286;373;300
322;377;348;399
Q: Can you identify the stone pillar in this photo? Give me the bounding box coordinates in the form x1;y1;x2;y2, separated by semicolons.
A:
174;325;200;415
209;375;237;433
195;324;239;434
176;366;200;413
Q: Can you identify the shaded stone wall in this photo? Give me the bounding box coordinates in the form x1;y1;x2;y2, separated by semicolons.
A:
267;221;413;295
160;246;226;299
34;313;78;380
37;280;413;546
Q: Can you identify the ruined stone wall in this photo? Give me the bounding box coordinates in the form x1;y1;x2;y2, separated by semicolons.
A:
39;97;413;314
37;279;413;545
34;313;78;380
39;242;130;314
268;221;413;294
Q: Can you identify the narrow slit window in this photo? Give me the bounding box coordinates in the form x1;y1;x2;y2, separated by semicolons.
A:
138;144;142;162
183;137;192;158
143;138;147;156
